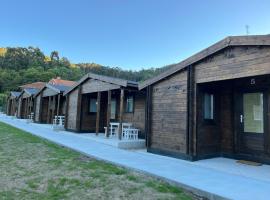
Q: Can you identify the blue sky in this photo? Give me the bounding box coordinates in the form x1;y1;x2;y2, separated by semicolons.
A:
1;0;270;70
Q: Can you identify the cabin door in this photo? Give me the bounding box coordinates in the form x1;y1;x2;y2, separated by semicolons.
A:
238;91;267;154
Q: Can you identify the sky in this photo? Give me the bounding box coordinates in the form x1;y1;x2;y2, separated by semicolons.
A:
1;0;270;70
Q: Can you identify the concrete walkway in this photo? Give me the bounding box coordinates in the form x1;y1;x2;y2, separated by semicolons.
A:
1;114;270;200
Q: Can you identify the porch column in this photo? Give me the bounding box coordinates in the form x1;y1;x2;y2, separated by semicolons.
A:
64;95;69;130
106;90;111;138
95;92;101;135
39;91;43;122
26;98;29;118
75;85;82;132
47;96;51;123
30;96;34;114
118;89;124;140
52;96;56;119
57;94;61;117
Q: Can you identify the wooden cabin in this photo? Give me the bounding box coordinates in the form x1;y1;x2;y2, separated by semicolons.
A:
140;35;270;164
34;82;75;124
17;88;39;119
6;91;21;116
64;73;146;139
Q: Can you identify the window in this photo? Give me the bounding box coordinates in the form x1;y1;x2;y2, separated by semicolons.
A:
126;96;134;113
111;99;116;119
204;93;214;120
89;98;97;113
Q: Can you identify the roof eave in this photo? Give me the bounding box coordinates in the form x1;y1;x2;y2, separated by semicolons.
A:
139;35;270;90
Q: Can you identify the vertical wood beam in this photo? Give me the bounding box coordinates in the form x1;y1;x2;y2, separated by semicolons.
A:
25;98;29;118
39;92;43;123
118;89;124;140
75;86;82;132
106;90;111;137
47;96;51;123
187;65;195;158
57;94;61;117
146;86;152;148
52;96;56;120
95;92;101;135
64;95;69;130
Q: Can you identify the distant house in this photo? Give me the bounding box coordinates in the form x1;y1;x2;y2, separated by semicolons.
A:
6;91;21;116
17;88;39;119
140;35;270;164
19;82;46;90
64;73;146;139
34;79;76;124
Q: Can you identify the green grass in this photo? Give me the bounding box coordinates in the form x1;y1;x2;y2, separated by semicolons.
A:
0;122;195;200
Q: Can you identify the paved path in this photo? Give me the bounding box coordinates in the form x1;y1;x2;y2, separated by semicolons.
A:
1;114;270;200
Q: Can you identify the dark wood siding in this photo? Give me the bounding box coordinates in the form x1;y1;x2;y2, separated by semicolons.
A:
123;92;146;135
66;87;79;130
150;70;188;153
34;94;41;122
196;46;270;83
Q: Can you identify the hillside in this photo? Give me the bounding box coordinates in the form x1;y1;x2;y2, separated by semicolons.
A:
0;46;173;109
0;47;173;93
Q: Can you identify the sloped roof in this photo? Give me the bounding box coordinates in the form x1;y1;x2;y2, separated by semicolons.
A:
19;82;46;90
48;78;76;87
24;88;39;95
139;35;270;90
34;83;73;97
10;91;21;98
64;73;138;96
18;88;40;98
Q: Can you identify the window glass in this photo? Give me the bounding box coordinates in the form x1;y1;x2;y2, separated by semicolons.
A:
126;96;134;113
89;98;97;113
243;93;264;133
204;93;214;120
111;99;116;119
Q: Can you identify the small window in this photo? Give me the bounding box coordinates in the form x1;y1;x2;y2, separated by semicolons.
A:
89;98;97;113
126;96;134;113
111;99;116;119
204;93;214;120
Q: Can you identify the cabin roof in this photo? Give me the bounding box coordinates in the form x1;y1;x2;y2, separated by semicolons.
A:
18;88;39;98
10;91;21;98
19;82;46;90
64;73;138;96
48;78;76;87
139;35;270;90
34;83;73;97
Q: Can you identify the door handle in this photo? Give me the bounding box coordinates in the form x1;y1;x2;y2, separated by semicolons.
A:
240;115;244;123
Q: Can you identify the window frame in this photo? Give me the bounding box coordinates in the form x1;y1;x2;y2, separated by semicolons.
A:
88;97;97;114
125;95;134;113
203;92;215;123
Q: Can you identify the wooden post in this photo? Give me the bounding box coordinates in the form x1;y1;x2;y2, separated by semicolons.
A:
187;65;195;157
52;96;56;120
146;86;152;148
106;90;111;137
26;98;29;118
57;94;60;117
30;96;34;114
47;96;51;123
75;86;82;132
96;92;101;135
39;92;43;123
64;95;69;130
118;89;124;140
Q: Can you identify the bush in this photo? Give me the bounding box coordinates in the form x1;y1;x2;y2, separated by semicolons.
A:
0;93;8;112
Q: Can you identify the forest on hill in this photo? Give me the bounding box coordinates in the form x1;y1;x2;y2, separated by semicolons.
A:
0;47;173;109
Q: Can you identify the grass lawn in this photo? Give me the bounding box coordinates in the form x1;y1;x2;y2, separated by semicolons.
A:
0;122;197;200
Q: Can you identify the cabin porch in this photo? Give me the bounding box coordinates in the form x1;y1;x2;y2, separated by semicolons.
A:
196;74;270;164
39;94;66;124
80;88;145;141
